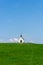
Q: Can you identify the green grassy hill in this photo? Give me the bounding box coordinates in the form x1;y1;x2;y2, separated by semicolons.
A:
0;43;43;65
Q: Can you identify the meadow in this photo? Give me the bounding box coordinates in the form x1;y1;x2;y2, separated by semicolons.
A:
0;43;43;65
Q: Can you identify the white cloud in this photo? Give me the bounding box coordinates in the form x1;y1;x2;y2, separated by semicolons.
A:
9;39;13;42
0;38;18;43
13;38;18;42
29;40;35;43
9;38;18;42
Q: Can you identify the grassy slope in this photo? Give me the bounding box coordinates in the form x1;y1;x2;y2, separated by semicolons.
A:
0;43;43;65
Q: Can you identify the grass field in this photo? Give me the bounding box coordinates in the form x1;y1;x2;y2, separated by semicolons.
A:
0;43;43;65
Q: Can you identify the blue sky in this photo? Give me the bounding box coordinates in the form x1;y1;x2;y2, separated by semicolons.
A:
0;0;43;43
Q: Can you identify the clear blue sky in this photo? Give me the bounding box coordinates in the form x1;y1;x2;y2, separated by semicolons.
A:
0;0;43;43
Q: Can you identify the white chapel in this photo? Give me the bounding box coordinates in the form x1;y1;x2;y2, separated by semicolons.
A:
18;35;25;43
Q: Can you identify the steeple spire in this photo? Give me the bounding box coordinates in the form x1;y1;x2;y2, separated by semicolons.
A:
20;35;22;37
